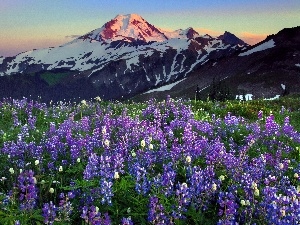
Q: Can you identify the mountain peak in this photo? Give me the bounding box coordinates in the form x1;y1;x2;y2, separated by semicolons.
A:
114;13;145;22
82;13;168;43
218;31;248;46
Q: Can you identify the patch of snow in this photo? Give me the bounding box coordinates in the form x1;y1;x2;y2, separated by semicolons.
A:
213;62;217;66
125;54;140;70
161;28;200;40
221;76;229;81
54;63;74;69
236;94;253;101
199;85;209;92
202;34;212;39
184;54;207;76
145;73;150;82
0;56;4;64
295;63;300;67
169;52;180;78
145;78;186;93
155;74;162;86
178;54;187;73
163;65;167;80
201;59;209;65
281;84;286;90
264;95;280;101
239;39;275;56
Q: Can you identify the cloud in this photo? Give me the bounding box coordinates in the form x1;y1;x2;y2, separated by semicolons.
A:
65;35;82;39
239;32;267;45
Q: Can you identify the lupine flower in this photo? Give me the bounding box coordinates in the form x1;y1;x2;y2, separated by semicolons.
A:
57;193;73;222
148;196;171;224
42;201;57;225
17;170;38;211
121;217;134;225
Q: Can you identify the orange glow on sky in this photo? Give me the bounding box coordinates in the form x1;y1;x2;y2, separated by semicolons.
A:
0;0;299;56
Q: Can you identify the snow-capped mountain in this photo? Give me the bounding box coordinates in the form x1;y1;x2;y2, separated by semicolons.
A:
0;13;248;101
137;26;300;101
81;14;168;43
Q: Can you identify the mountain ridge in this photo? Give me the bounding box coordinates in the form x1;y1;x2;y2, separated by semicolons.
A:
0;14;298;102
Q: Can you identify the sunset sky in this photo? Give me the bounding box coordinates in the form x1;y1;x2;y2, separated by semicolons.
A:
1;0;299;57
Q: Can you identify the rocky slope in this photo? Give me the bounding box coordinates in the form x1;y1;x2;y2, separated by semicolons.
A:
137;26;300;101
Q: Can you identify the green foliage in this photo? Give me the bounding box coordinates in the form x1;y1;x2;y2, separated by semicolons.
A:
0;96;299;224
40;72;71;86
192;96;300;131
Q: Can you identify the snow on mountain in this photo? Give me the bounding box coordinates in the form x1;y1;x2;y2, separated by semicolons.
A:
161;27;200;39
296;63;300;67
144;78;186;93
80;14;168;43
0;13;250;100
0;56;4;65
239;39;275;56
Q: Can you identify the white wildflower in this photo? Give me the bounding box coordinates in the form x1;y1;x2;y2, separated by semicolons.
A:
186;156;192;163
104;139;110;147
131;151;136;157
279;163;284;170
240;200;246;206
254;188;260;197
219;175;225;181
280;209;286;217
149;144;154;150
35;160;39;166
77;158;81;163
114;171;120;179
251;181;257;189
182;183;188;188
95;96;101;102
140;140;146;148
49;188;54;194
9;168;14;174
212;183;217;191
59;166;63;172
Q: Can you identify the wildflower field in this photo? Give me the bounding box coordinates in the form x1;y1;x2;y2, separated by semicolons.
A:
0;96;299;224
